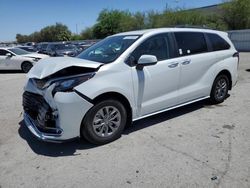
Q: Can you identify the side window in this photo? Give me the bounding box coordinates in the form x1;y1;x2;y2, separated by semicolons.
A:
207;33;230;51
174;32;208;56
132;34;170;62
0;49;8;56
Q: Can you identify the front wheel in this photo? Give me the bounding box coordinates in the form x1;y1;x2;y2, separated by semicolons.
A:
81;99;127;145
210;74;229;104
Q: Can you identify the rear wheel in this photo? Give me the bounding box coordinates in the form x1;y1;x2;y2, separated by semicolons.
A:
81;99;127;145
21;62;33;73
210;74;229;104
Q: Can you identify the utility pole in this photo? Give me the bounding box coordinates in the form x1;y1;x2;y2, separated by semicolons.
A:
76;24;78;35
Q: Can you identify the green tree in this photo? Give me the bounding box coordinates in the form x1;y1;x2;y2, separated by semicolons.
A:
222;0;250;29
92;9;122;38
71;34;83;41
144;11;161;28
40;23;71;41
16;23;71;43
54;23;71;41
92;9;139;39
81;27;94;39
30;32;41;42
147;9;206;28
133;12;146;30
16;34;29;43
118;11;137;32
205;14;228;30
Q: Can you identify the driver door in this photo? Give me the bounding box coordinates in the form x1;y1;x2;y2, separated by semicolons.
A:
0;49;12;69
131;33;180;117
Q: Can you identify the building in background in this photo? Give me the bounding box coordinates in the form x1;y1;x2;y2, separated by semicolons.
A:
228;30;250;52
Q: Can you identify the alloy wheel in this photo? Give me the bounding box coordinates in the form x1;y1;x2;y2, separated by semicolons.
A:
215;78;228;100
92;106;121;137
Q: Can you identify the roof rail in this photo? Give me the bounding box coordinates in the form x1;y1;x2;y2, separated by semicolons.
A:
174;25;213;29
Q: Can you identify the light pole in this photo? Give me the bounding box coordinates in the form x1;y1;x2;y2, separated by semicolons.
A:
76;24;78;35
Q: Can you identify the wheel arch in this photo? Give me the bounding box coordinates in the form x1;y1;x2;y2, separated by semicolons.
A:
80;92;133;137
21;61;33;66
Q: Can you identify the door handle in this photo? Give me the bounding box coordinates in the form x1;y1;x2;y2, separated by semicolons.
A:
168;63;179;68
182;59;191;65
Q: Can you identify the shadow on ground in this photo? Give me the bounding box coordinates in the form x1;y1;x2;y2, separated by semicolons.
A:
18;100;212;157
246;69;250;72
18;121;95;157
0;70;23;74
124;100;209;134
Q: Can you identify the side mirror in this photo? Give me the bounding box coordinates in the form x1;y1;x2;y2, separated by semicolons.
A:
136;55;157;70
6;53;13;57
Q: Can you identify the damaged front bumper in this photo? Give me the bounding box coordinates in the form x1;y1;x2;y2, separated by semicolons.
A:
22;79;93;142
24;112;63;142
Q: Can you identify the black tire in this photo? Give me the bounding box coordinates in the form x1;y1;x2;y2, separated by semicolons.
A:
81;99;127;145
21;62;33;73
210;74;229;104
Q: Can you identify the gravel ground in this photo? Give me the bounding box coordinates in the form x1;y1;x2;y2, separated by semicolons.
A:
0;53;250;188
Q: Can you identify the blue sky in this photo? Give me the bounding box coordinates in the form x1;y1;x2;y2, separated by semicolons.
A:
0;0;222;41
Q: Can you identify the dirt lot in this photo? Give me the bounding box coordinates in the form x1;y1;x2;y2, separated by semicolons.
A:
0;53;250;188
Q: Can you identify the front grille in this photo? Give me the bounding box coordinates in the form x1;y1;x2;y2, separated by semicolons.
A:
23;91;44;118
23;91;56;131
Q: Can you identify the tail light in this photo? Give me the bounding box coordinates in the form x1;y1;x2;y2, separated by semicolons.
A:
233;52;239;69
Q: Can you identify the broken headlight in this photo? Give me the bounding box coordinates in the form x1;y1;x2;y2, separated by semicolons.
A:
52;73;95;94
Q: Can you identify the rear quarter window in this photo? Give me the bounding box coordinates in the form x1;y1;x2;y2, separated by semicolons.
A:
207;33;230;51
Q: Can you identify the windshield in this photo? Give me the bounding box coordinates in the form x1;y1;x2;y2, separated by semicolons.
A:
77;35;140;63
9;48;30;55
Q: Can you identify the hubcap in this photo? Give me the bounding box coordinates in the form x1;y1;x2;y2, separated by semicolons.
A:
92;106;121;137
215;78;227;100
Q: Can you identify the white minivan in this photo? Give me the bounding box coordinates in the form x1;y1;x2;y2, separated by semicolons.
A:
23;28;239;144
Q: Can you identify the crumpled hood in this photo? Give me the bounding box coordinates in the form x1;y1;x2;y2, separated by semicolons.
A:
28;57;103;79
22;53;49;59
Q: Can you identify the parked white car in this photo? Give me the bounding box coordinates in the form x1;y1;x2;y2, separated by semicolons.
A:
23;28;239;144
0;47;49;72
